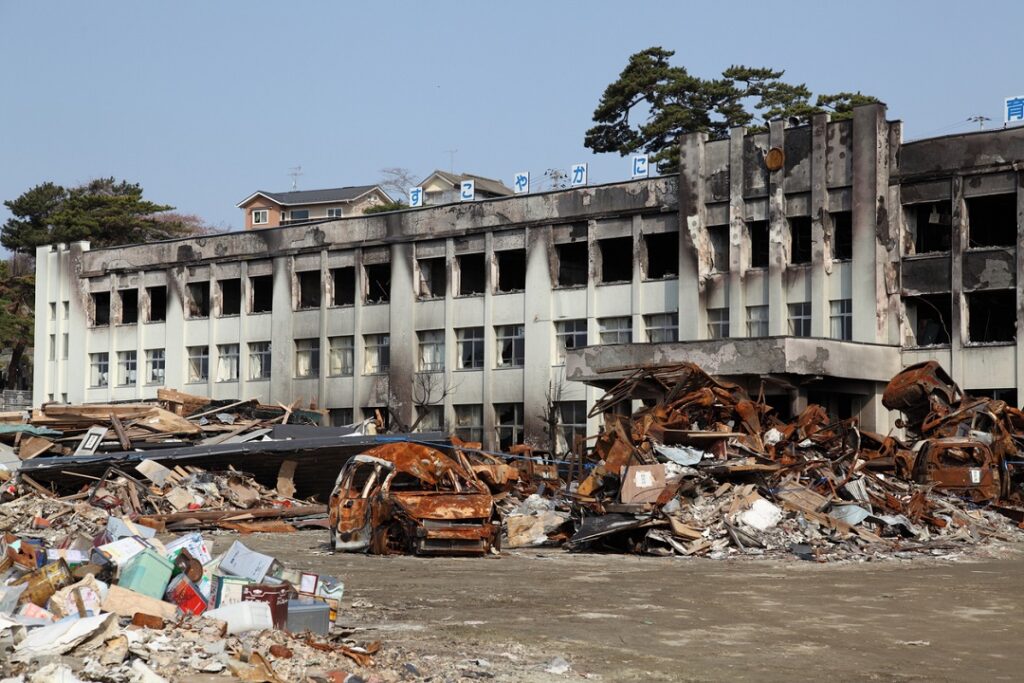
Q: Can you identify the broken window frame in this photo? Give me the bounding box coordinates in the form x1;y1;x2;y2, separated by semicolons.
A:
248;341;272;380
555;242;589;288
598;236;634;284
296;270;322;310
495;250;526;293
906;201;952;255
904;294;952;347
454;404;484;443
363;334;391;374
966;193;1017;249
559;401;588;453
456;253;487;297
217;344;240;382
644;313;678;343
555;319;587;363
831;211;853;260
364;263;391;304
218;278;241;317
495;325;525;368
966;290;1017;344
331;267;356;307
415;405;444;433
642;232;678;280
186;282;211;319
789;216;813;265
117;350;137;386
91;292;110;327
146;286;167;323
145;348;165;385
249;275;274;314
89;352;108;387
295;338;321;378
329;408;354;426
707;308;729;339
707;224;730;273
495;402;525;450
598;316;632;344
745;305;769;337
829;299;853;341
328;336;354;376
748;220;769;269
788;302;811;337
416;257;447;299
418;330;445;372
456;327;485;370
118;289;138;325
187;346;209;383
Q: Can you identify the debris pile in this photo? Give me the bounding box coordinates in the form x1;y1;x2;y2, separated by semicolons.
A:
560;362;1024;559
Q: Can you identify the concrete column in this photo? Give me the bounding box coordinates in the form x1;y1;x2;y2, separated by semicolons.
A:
135;273;144;400
32;246;50;407
630;214;644;339
477;237;495;447
238;260;249;400
810;113;830;337
389;243;416;429
270;255;293;405
524;226;553;448
165;268;186;397
767;121;787;336
729;127;748;337
444;238;457;433
949;176;966;388
851;103;888;343
352;249;366;420
317;250;329;408
678;131;707;340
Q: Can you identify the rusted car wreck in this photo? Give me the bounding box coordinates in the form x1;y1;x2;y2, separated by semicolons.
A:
328;442;499;555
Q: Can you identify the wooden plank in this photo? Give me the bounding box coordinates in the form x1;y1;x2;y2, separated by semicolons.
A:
110;414;132;451
20;474;55;498
18;435;55;460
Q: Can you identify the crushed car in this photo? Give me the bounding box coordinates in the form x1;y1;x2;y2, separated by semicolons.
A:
328;442;499;556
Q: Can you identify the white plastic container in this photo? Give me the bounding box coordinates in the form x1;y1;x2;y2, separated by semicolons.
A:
204;600;273;635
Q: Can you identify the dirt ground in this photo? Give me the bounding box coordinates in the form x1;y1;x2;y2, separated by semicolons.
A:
212;531;1024;682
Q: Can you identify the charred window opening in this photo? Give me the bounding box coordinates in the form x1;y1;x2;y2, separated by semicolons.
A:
187;282;210;318
556;242;588;287
967;194;1016;248
118;289;137;325
904;294;951;346
146;286;166;322
643;233;678;279
708;225;729;272
297;270;321;309
417;257;446;299
219;278;240;316
457;253;486;296
789;216;812;264
91;292;110;327
832;211;852;260
907;201;952;254
250;275;273;313
967;290;1016;343
364;263;391;304
748;220;769;268
599;237;633;284
331;267;355;306
496;250;526;293
975;388;1018;406
495;403;525;450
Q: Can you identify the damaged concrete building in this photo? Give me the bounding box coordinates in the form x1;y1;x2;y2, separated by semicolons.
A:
32;103;1024;448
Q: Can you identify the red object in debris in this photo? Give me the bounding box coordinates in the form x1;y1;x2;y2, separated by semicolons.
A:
165;574;208;615
32;517;51;529
187;502;202;510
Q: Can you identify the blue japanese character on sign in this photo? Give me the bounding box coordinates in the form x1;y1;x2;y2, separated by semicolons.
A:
514;172;530;194
632;154;649;179
409;187;423;208
571;163;587;187
1006;96;1024;123
460;180;475;201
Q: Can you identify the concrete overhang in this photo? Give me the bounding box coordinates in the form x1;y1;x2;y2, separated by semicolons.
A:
565;337;902;386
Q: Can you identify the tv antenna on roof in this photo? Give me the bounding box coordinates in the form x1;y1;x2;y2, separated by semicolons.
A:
443;149;457;173
967;115;991;130
288;166;303;190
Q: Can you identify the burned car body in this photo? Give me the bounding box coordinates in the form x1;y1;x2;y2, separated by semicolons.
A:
328;443;498;556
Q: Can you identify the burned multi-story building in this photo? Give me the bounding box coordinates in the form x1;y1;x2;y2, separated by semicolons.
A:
33;103;1024;448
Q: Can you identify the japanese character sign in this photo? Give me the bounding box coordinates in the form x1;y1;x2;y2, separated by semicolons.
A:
460;180;475;201
513;172;530;194
409;187;424;208
570;163;588;187
1006;96;1024;123
631;154;649;179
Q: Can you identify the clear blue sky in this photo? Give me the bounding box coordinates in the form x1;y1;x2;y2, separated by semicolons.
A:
1;0;1020;231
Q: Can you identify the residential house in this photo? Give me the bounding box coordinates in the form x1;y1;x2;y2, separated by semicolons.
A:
419;171;513;205
237;186;393;229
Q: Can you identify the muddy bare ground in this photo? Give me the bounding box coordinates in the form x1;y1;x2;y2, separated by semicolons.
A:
210;531;1024;682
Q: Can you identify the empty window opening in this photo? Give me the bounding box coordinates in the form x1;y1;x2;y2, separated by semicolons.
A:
91;292;110;327
599;237;633;283
187;282;210;318
250;275;273;313
417;257;446;298
496;250;526;293
147;286;166;322
297;270;321;309
905;294;951;346
331;267;355;306
219;278;241;316
908;201;952;254
749;221;769;268
967;290;1016;343
495;403;525;450
365;263;391;304
643;232;678;279
457;253;486;296
556;242;588;287
832;211;852;260
967;194;1016;248
975;388;1018;406
119;289;138;325
789;216;812;264
708;225;729;272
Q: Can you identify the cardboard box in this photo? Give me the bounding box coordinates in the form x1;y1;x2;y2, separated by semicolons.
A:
619;464;668;505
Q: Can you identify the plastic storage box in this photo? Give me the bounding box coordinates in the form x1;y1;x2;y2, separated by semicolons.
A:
286;598;330;635
119;549;173;600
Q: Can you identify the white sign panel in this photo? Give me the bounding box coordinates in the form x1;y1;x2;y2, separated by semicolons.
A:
409;187;424;208
513;172;530;194
1006;96;1024;123
570;163;588;187
631;154;649;179
460;180;475;201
